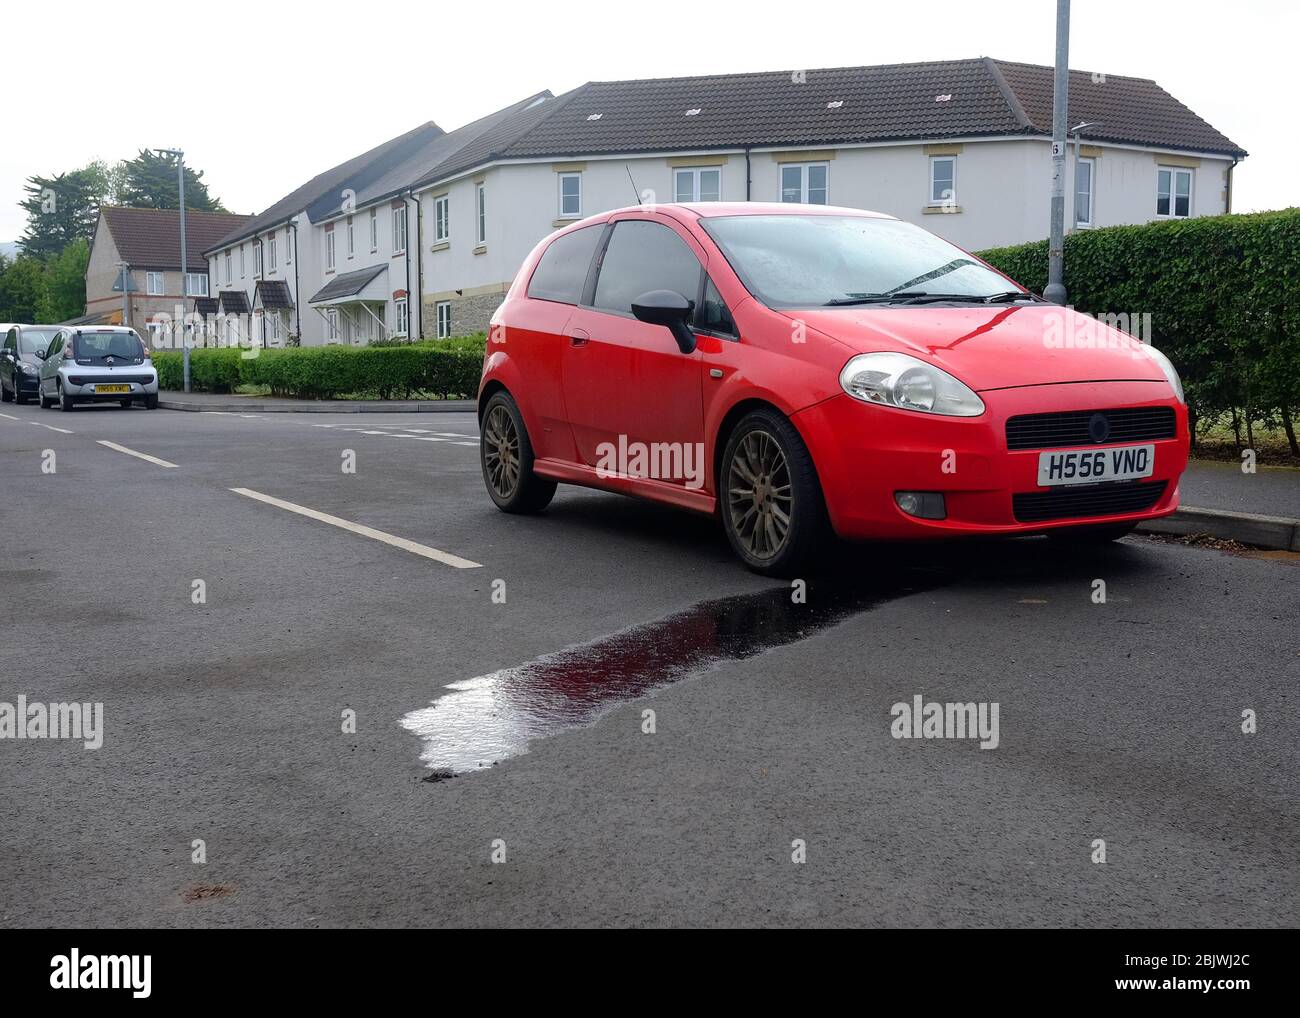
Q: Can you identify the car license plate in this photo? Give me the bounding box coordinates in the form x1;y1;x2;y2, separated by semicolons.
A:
96;384;130;394
1037;444;1155;486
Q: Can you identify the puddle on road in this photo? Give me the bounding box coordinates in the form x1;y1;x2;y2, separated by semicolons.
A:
400;574;948;775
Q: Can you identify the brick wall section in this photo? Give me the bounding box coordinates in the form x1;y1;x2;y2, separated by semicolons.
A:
422;290;506;338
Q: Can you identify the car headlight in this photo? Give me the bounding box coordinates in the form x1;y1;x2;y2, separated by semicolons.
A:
1143;344;1184;403
839;352;985;416
19;362;38;374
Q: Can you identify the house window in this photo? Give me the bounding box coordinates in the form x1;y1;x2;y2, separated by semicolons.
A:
268;233;277;271
326;308;338;341
929;156;957;206
253;242;263;276
239;244;245;277
434;195;449;241
347;216;355;258
1157;166;1192;218
674;167;722;202
224;250;231;283
1075;156;1095;227
267;312;281;341
558;172;581;218
475;183;486;244
392;206;407;252
779;162;828;204
146;272;164;295
326;230;336;271
225;316;236;345
285;227;292;264
395;298;408;337
369;208;378;251
185;273;208;296
436;300;451;339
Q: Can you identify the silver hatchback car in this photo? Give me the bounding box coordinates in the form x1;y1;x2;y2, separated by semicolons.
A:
37;326;159;410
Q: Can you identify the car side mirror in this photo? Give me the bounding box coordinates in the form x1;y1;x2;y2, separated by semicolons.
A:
33;349;45;360
631;289;696;354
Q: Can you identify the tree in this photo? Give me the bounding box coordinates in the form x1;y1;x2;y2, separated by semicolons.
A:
39;238;89;323
118;149;227;212
17;168;104;259
0;256;50;323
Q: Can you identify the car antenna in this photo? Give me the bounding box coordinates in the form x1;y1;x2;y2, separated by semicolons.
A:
625;164;642;205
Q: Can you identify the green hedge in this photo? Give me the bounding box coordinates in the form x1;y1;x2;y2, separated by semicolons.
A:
154;336;485;400
977;209;1300;452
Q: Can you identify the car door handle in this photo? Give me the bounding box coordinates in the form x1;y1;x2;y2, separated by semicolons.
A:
568;328;590;347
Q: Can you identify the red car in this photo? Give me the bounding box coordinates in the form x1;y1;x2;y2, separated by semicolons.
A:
478;203;1188;575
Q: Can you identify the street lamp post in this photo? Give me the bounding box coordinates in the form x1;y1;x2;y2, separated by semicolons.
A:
156;148;189;393
1044;0;1071;305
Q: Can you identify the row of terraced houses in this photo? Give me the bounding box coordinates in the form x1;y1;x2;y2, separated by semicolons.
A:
79;57;1247;345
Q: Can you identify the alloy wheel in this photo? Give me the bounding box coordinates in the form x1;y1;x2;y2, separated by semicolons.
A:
483;404;521;499
726;429;793;560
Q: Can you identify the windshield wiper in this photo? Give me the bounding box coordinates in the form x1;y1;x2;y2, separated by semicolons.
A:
824;290;1040;307
823;291;933;306
978;290;1042;304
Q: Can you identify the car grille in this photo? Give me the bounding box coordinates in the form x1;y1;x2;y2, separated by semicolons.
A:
1005;407;1176;450
1013;481;1168;523
68;375;153;385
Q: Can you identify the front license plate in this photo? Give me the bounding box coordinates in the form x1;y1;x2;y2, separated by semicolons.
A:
1037;444;1155;486
95;384;130;394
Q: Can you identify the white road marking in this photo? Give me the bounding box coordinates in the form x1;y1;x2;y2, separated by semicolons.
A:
96;440;179;468
30;422;73;434
392;434;451;443
453;441;479;447
0;412;19;421
229;487;481;569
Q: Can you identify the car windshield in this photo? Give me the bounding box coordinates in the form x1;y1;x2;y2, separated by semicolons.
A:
73;331;144;361
701;214;1023;308
19;329;58;355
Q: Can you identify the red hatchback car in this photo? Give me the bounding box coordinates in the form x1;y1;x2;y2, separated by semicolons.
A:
478;203;1188;575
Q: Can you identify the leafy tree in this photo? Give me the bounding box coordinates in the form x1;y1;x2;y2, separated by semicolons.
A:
0;256;50;323
17;168;104;259
38;238;89;323
118;149;227;212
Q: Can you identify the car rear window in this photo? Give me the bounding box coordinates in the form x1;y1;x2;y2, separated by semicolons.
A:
527;225;603;305
73;331;144;361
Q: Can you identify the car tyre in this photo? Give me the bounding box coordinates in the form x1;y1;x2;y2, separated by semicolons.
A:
1046;522;1137;544
15;386;29;405
144;394;159;410
720;408;828;576
38;383;54;410
58;383;74;412
0;379;11;403
480;390;556;513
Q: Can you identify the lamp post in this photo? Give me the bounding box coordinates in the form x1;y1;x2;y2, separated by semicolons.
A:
1069;121;1101;233
1044;0;1071;305
155;148;189;393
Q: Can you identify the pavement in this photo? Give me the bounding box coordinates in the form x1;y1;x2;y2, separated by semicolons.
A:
159;391;476;413
1180;459;1299;519
1;400;1297;928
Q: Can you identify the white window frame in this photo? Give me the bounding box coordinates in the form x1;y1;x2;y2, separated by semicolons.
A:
392;206;407;253
394;298;409;338
434;195;449;241
268;233;277;271
1156;166;1193;219
185;273;208;297
779;162;829;204
347;216;355;259
674;166;722;203
369;208;378;252
224;250;231;284
436;300;451;339
475;183;486;245
253;242;263;277
146;271;164;295
325;230;336;271
267;311;281;342
557;172;582;218
285;227;292;264
239;244;245;278
928;155;957;207
1074;155;1096;228
326;308;339;341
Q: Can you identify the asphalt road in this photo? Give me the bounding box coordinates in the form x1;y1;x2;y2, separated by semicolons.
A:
1;401;1296;928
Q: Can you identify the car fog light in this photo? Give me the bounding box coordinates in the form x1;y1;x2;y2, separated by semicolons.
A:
895;491;946;520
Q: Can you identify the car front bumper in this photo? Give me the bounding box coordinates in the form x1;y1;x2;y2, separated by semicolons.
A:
794;381;1188;540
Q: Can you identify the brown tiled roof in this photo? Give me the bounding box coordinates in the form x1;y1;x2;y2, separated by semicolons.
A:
494;57;1245;161
97;207;253;271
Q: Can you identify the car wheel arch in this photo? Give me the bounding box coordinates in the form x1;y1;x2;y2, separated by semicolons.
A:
711;397;824;499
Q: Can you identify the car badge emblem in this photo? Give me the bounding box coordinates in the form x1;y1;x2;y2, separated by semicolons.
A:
106;356;115;365
1088;413;1110;443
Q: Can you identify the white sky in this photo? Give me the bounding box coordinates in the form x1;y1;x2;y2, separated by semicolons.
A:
2;0;1292;240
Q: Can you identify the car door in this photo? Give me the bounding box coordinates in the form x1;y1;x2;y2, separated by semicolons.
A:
1;329;15;392
40;332;65;392
562;217;706;486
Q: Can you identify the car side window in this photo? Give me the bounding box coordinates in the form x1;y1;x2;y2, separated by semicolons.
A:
46;333;63;358
527;225;603;305
696;277;736;337
592;220;703;316
3;329;15;352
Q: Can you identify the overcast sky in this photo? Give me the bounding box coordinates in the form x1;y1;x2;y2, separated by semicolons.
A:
2;0;1291;240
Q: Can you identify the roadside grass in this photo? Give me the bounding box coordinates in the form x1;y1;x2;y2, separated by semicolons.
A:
1193;417;1299;467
